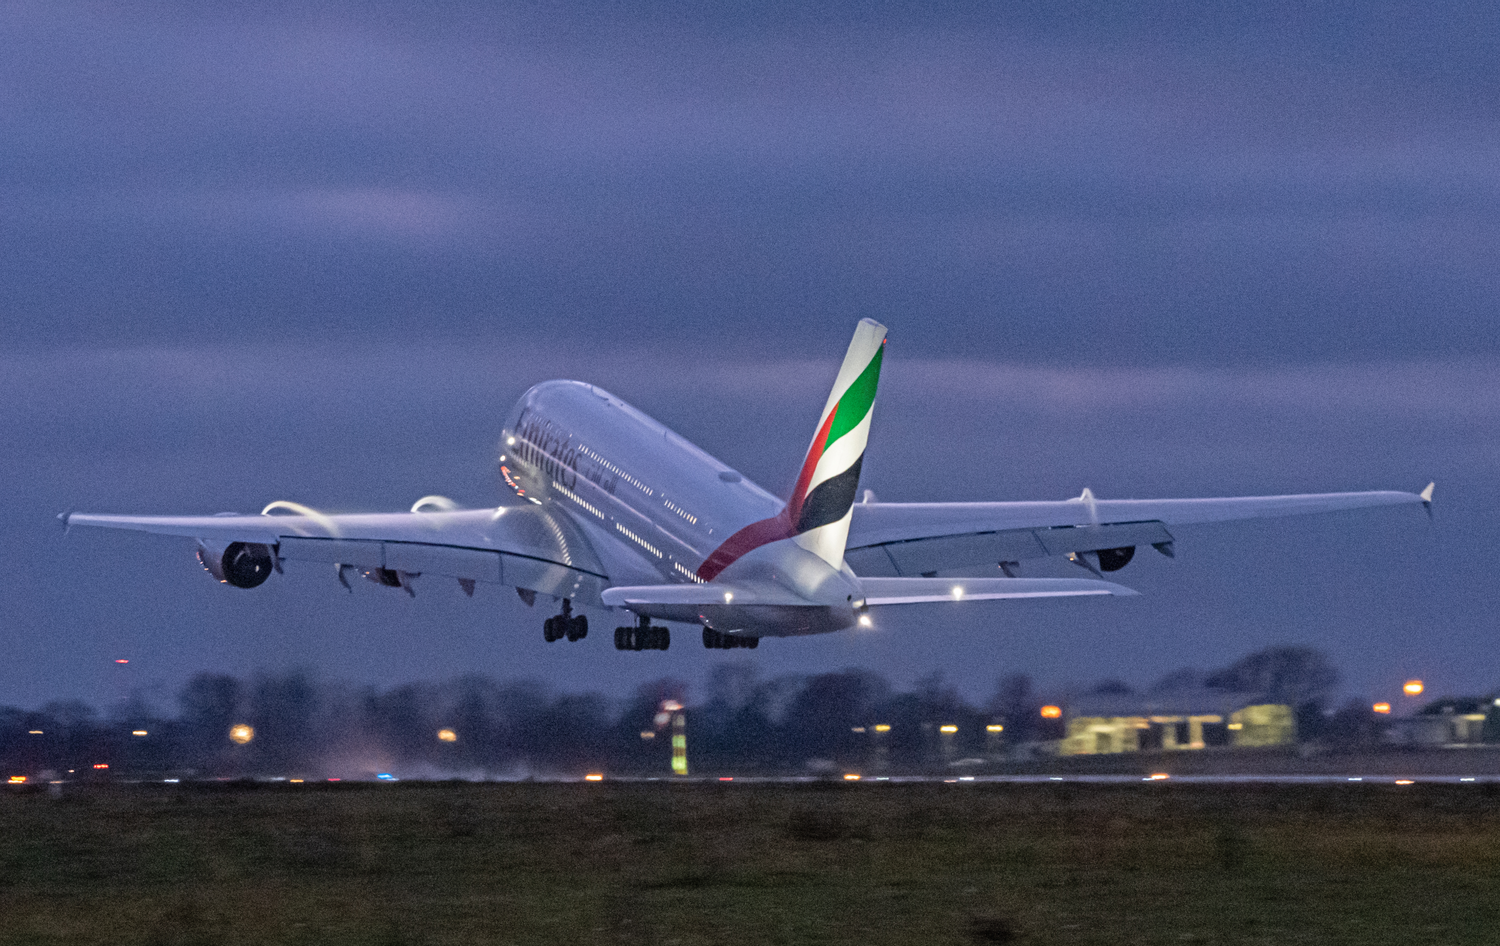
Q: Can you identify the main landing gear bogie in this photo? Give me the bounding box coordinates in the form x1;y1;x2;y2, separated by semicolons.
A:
615;615;670;651
543;599;588;643
702;627;758;649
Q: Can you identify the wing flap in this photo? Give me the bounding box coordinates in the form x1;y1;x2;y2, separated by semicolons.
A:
67;506;609;603
845;489;1425;576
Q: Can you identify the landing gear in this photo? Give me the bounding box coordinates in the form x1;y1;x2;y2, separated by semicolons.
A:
543;599;588;642
614;614;669;651
702;627;758;649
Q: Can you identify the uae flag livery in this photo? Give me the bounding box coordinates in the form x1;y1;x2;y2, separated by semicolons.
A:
697;319;886;581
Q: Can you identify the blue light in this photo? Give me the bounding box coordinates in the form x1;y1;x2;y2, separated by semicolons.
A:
376;773;397;781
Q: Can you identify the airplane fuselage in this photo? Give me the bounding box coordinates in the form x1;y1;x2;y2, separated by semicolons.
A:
501;381;862;635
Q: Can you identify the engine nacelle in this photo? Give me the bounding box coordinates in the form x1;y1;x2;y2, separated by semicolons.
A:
1095;546;1136;572
196;540;275;588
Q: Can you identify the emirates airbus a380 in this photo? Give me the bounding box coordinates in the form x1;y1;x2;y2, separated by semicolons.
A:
62;320;1432;652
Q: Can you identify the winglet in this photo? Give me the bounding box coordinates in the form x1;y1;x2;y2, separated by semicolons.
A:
1420;481;1435;519
56;511;72;535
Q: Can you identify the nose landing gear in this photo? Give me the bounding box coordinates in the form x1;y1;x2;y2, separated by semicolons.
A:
614;614;669;651
543;599;588;642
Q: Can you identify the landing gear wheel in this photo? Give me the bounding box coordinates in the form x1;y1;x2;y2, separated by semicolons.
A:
543;617;559;642
566;615;588;642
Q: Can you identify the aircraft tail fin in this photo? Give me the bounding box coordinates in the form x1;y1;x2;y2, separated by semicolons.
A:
787;318;886;570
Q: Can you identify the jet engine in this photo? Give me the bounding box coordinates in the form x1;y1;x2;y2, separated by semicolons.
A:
196;540;275;588
1095;546;1136;572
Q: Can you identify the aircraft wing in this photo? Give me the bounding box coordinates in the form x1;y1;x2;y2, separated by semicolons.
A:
61;506;611;604
844;486;1432;577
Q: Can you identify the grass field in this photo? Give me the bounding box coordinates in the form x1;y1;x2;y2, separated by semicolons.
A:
3;780;1499;945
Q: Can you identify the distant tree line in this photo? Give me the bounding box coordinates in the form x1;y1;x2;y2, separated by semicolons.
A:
0;646;1381;779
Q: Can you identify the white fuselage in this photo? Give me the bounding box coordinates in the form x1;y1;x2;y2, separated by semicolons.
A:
501;381;861;635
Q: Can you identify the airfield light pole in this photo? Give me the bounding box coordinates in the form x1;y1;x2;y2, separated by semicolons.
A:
656;700;688;776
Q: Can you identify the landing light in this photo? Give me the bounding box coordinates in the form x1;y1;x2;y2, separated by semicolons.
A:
951;585;964;600
229;724;254;745
843;774;861;781
986;724;1004;733
723;591;733;604
939;725;958;734
1040;705;1062;719
132;730;148;737
1373;703;1392;714
585;774;604;782
1403;680;1424;696
506;437;516;446
437;728;458;742
873;724;891;733
857;614;873;628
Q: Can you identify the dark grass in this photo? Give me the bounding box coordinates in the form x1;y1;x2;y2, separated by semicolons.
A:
3;780;1500;945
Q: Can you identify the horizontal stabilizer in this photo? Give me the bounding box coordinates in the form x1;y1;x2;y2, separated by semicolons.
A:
602;583;811;609
859;576;1136;605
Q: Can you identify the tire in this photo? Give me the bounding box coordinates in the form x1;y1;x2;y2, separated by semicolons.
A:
702;626;716;649
614;627;627;650
746;636;759;649
543;617;557;642
573;615;588;640
657;627;670;650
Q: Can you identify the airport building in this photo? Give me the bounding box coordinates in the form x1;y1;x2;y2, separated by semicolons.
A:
1059;689;1295;756
1387;697;1500;747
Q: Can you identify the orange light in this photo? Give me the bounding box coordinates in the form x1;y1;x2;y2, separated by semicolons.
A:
289;779;304;783
1395;779;1415;785
229;724;254;745
437;728;457;742
844;773;861;781
7;776;25;784
873;724;891;733
986;724;1004;733
939;725;958;734
719;777;733;781
1040;705;1062;719
585;774;604;782
1403;680;1424;696
132;730;148;737
1373;702;1392;714
93;764;109;770
115;659;129;664
1148;773;1170;781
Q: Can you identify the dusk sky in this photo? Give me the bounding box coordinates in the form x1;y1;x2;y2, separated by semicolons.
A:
3;1;1497;712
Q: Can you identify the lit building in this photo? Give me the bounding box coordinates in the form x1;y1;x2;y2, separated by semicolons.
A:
1388;697;1498;747
1059;689;1294;756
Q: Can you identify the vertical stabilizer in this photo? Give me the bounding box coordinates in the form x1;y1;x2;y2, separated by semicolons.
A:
788;318;886;569
695;319;886;581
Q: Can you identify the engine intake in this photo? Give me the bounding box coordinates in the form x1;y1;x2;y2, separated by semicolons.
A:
1095;546;1136;572
197;540;275;588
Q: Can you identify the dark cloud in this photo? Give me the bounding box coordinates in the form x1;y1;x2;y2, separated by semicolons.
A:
3;2;1499;361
